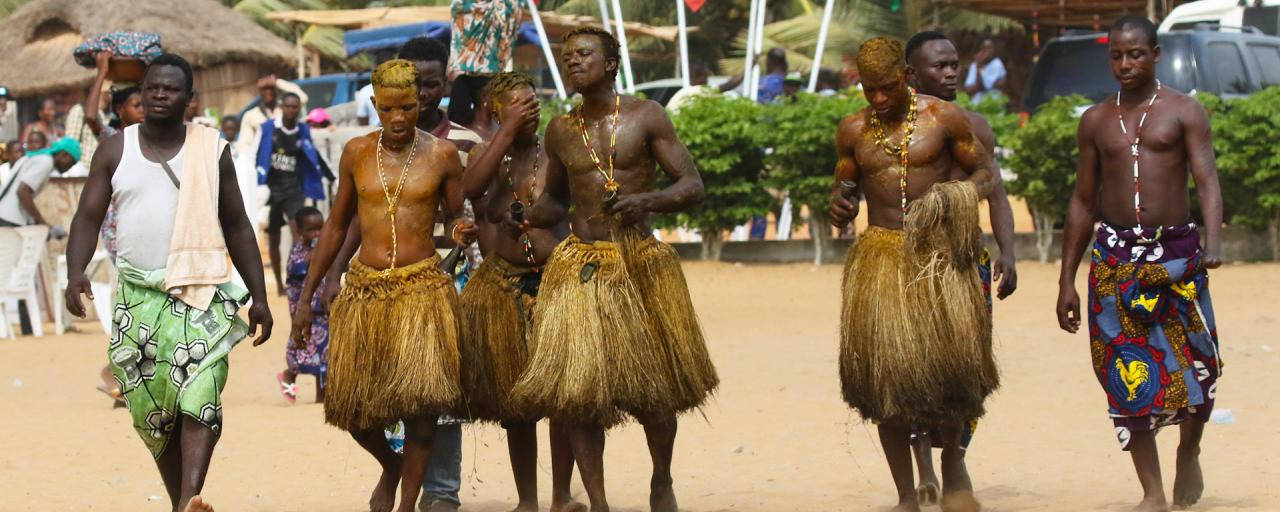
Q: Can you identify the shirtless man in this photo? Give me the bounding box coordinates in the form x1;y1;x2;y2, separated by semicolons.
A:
290;59;476;512
1056;16;1223;512
458;71;581;512
901;29;1019;506
508;26;717;512
64;53;272;512
829;37;995;512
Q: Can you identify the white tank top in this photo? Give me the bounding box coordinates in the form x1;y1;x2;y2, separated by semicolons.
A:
111;124;185;270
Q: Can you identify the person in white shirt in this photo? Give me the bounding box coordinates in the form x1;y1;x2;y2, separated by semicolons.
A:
964;38;1007;103
355;82;379;127
0;139;23;187
0;137;79;228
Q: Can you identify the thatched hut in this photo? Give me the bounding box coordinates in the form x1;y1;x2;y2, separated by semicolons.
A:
0;0;296;115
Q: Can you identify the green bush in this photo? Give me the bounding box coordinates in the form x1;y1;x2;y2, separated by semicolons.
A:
1003;94;1091;262
1201;87;1280;259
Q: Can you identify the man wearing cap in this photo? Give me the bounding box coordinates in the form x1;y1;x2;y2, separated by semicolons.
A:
237;75;282;157
0;137;81;228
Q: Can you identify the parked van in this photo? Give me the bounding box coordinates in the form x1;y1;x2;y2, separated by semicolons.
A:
1159;0;1280;35
1021;27;1280;113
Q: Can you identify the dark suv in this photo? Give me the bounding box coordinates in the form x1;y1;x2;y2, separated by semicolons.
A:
1022;27;1280;113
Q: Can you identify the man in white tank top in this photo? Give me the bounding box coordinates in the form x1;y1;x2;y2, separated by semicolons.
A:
63;53;273;512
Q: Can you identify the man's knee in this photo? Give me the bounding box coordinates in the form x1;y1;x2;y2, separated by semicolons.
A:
404;417;438;445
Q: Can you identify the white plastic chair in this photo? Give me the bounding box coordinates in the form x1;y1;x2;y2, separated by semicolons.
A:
0;225;50;338
56;251;113;336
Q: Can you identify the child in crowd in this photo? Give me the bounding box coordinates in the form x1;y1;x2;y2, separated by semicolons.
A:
278;207;329;403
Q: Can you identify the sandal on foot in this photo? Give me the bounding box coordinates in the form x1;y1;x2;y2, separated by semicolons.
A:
276;372;298;404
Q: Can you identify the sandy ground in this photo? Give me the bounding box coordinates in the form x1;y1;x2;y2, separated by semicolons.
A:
1;261;1277;511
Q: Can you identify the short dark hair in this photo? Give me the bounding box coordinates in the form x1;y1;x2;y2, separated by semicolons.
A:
1111;14;1158;48
398;37;449;69
564;26;621;76
146;53;195;93
281;92;301;104
690;61;710;76
221;115;239;126
110;86;140;112
905;31;950;62
296;206;323;222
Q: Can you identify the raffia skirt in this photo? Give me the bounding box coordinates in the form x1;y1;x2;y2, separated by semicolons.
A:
325;256;461;432
458;257;541;422
839;182;997;426
510;232;717;428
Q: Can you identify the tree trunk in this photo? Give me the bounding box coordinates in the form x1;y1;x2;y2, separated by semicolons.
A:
699;229;725;261
810;214;830;266
1032;209;1054;263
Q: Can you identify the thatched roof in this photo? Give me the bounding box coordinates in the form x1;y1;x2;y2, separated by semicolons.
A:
0;0;296;97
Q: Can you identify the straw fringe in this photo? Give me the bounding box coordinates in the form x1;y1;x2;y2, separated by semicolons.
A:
459;257;539;422
618;229;719;412
325;256;461;432
839;181;996;426
510;237;678;428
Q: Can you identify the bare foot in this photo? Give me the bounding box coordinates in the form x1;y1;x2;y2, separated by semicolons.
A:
184;496;215;512
1173;446;1204;509
1131;497;1171;512
940;490;981;512
550;499;589;512
650;485;678;512
916;479;940;506
370;464;401;512
510;502;539;512
890;498;922;512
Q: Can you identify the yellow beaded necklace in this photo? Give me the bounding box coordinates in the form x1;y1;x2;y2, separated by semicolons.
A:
868;88;919;215
375;129;418;271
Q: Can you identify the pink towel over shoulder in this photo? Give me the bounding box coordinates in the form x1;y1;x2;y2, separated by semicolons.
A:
164;123;233;311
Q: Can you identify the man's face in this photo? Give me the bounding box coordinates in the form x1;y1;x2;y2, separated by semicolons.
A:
260;84;278;106
691;69;708;86
495;86;539;138
783;81;801;97
412;60;446;115
141;65;191;124
1109;28;1160;91
221;119;240;142
372;85;420;139
861;70;908;117
562;35;616;91
909;39;960;101
6;143;23;162
281;95;301;124
52;151;75;172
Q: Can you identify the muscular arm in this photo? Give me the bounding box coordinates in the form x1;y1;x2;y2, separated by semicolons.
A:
216;145;269;304
613;101;704;214
461;140;501;200
437;140;468;237
971;114;1017;267
1183;99;1223;267
528;118;571;229
1056;107;1104;332
830;115;862;228
938;102;993;197
298;138;363;306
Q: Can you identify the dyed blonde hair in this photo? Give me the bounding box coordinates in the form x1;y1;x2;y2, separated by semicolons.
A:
856;37;906;82
372;59;420;91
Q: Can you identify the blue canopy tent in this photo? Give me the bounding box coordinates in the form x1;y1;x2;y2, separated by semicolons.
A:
343;22;542;57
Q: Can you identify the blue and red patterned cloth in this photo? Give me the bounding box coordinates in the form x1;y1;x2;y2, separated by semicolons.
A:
73;32;163;68
1088;222;1221;450
286;241;329;380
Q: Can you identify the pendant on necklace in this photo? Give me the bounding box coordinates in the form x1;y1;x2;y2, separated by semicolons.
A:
1130;144;1139;157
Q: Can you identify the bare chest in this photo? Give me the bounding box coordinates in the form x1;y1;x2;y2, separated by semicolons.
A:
1095;107;1184;163
855;121;950;179
353;155;443;206
556;114;652;180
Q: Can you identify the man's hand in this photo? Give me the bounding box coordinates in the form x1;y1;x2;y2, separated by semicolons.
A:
993;253;1018;300
290;306;312;350
974;46;994;66
497;94;540;136
247;301;273;346
319;278;342;308
94;50;113;71
1202;248;1223;270
607;193;649;226
1055;285;1080;333
829;191;858;228
452;219;479;246
501;208;531;237
49;226;68;239
64;274;93;318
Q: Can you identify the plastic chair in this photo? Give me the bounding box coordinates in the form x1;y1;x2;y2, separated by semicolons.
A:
0;226;50;338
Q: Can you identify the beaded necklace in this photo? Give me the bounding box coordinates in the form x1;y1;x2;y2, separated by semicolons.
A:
1116;79;1161;225
503;141;541;271
575;93;622;203
375;129;418;271
868;88;920;215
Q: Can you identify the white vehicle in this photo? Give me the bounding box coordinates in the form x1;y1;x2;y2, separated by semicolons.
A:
1160;0;1280;35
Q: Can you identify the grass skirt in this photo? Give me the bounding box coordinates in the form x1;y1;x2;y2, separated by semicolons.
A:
325;256;461;432
458;257;539;422
510;235;687;428
618;229;719;413
839;182;996;426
